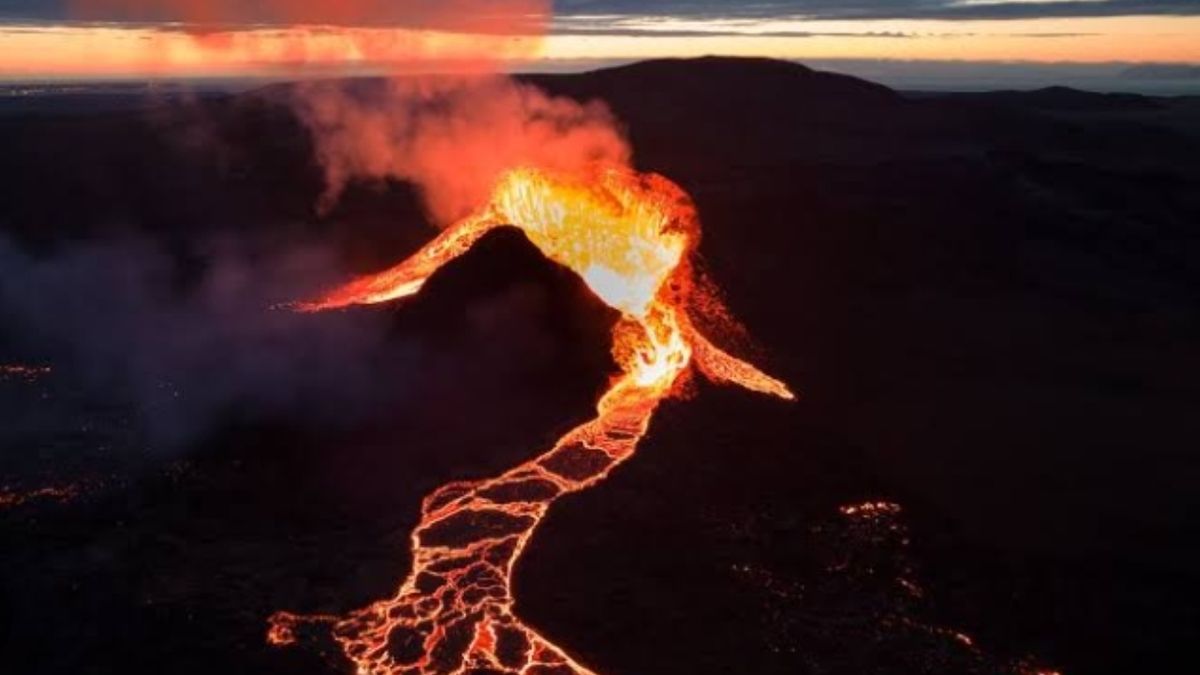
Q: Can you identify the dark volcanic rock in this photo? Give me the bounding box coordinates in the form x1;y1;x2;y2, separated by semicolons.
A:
2;57;1198;675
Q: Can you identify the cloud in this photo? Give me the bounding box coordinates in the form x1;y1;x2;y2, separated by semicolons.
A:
3;0;1198;26
552;1;1199;21
549;25;916;38
1;0;550;31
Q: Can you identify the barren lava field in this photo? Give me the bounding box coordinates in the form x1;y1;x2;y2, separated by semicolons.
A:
2;58;1198;675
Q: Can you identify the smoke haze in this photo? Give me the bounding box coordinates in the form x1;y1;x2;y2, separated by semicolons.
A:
0;236;405;448
68;0;633;232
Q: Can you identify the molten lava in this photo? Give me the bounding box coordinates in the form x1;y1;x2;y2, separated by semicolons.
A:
0;484;80;510
270;166;793;674
0;364;52;382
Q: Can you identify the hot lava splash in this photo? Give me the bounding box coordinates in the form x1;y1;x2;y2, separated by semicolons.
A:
268;166;794;674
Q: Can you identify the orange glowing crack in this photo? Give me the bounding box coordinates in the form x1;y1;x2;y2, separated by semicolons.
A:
0;484;80;510
269;166;793;674
0;364;52;382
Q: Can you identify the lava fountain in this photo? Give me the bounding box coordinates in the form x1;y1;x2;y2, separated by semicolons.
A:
268;166;793;674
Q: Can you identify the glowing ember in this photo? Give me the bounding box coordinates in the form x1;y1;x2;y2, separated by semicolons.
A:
0;484;80;510
839;501;902;518
270;165;793;674
0;364;52;382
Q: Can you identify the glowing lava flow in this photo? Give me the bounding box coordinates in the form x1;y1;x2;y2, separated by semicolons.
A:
269;167;793;674
0;364;52;382
0;484;80;510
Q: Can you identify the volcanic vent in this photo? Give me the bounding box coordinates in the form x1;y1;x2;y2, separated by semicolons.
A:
268;165;793;674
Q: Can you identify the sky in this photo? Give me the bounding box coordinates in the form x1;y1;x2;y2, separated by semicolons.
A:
0;1;1198;85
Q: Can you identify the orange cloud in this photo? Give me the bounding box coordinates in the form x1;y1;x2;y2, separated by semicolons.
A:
56;0;549;76
73;0;549;33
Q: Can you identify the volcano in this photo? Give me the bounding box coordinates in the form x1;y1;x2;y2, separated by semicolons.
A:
268;165;794;674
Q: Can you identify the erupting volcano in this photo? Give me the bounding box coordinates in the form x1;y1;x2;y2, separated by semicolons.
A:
268;165;793;674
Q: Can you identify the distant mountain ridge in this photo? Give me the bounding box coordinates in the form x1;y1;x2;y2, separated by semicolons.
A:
933;85;1164;111
1122;64;1200;80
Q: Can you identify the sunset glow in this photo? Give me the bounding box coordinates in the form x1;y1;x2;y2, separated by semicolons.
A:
1;13;1197;80
0;24;543;79
542;16;1200;64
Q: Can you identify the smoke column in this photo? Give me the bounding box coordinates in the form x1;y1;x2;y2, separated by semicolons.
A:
296;76;631;222
71;0;630;228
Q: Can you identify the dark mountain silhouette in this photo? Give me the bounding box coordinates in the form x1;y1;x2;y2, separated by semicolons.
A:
526;57;926;168
2;57;1198;675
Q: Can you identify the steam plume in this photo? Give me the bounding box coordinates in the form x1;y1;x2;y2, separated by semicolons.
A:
69;0;630;229
296;76;631;223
